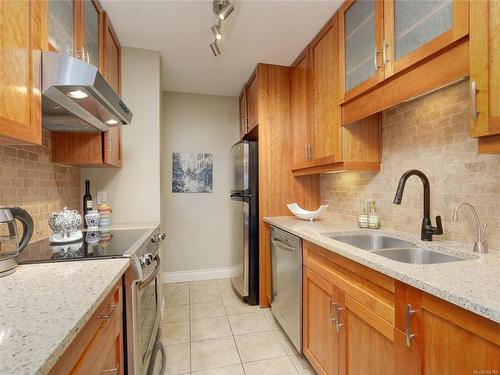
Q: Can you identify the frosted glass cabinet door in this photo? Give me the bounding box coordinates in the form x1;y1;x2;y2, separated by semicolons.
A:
394;0;452;60
340;0;383;100
48;0;73;54
85;0;100;68
385;0;469;77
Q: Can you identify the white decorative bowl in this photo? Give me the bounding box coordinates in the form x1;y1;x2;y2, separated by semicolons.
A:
287;203;328;221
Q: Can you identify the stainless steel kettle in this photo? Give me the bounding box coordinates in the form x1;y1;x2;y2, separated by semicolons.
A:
0;207;34;277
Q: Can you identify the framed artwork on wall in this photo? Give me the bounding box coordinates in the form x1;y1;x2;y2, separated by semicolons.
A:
172;152;213;193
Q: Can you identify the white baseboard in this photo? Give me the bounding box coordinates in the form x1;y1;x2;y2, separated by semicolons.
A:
163;267;236;284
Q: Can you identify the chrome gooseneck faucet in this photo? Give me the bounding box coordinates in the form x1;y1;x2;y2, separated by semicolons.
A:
452;203;488;253
393;169;443;241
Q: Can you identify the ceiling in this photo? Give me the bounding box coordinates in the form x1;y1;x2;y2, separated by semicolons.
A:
101;0;343;97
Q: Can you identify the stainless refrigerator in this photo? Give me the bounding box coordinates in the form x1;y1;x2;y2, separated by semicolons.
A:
230;140;259;305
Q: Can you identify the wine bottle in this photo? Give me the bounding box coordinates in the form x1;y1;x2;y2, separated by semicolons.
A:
83;180;93;227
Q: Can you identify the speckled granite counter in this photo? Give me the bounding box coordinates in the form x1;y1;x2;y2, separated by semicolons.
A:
0;259;130;375
264;216;500;323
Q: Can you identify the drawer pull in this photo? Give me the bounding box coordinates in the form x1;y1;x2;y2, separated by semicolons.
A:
101;368;118;374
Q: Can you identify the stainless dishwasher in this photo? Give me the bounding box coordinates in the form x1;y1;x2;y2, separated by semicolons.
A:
270;225;302;352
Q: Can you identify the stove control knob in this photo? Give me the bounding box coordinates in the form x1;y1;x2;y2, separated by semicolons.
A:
140;254;152;267
151;232;166;244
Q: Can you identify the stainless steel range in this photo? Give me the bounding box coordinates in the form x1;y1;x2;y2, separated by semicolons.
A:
18;225;166;375
124;229;166;375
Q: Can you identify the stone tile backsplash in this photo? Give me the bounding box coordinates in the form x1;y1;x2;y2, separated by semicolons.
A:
321;81;500;252
0;130;81;241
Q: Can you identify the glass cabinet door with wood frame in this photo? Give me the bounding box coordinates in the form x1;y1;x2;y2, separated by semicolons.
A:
48;0;74;54
84;0;101;68
384;0;469;78
339;0;384;102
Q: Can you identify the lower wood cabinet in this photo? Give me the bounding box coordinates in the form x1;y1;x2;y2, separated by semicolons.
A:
302;240;500;375
49;279;124;375
303;267;340;375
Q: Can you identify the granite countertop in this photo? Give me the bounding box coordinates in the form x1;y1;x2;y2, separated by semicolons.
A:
264;216;500;323
0;259;130;375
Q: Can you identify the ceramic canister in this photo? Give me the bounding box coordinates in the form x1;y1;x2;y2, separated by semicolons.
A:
84;210;100;230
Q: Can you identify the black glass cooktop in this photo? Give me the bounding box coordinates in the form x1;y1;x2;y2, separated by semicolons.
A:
18;228;151;264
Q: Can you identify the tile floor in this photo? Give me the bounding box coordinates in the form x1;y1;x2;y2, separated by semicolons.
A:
159;278;316;375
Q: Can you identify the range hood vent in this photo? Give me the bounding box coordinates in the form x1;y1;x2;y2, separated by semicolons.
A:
41;51;133;132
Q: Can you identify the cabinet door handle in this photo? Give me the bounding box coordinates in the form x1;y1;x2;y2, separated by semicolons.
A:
99;303;117;320
101;368;118;374
471;81;479;121
329;301;336;322
335;304;344;333
107;137;113;153
374;47;381;71
382;40;389;66
405;304;418;347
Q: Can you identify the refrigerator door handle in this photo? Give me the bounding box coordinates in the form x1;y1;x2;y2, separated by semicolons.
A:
230;192;251;199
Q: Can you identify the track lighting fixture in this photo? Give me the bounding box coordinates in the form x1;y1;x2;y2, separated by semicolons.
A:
210;40;221;56
209;0;234;56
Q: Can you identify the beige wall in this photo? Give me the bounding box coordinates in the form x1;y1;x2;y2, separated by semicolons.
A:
82;48;162;223
161;91;240;276
321;81;500;252
0;130;80;241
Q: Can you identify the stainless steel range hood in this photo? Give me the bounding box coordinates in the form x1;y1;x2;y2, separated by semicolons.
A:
41;51;133;132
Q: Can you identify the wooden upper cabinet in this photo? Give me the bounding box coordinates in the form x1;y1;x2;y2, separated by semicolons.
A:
290;48;313;166
470;0;500;152
101;12;121;93
246;71;258;133
48;0;103;65
101;12;122;167
340;0;469;115
239;86;248;138
383;0;469;78
51;7;123;167
0;0;46;145
303;267;340;375
339;0;384;102
310;14;341;164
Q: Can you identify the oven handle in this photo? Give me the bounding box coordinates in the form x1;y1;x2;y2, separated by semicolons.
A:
138;255;161;290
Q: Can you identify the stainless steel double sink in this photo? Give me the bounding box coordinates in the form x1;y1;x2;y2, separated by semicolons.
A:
321;233;466;265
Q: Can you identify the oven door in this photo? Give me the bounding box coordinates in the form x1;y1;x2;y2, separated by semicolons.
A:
137;255;162;375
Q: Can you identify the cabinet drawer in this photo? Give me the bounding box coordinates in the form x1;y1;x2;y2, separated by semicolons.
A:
49;281;123;375
303;241;395;325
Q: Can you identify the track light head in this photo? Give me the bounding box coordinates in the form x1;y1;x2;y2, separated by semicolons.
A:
213;0;233;20
218;2;234;20
210;40;221;56
211;24;222;40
